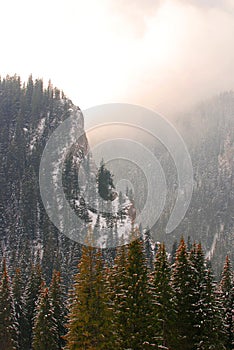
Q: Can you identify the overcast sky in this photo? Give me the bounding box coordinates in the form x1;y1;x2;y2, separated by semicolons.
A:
1;0;234;117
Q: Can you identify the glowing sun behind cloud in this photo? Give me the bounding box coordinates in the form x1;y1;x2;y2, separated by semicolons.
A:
1;0;234;116
57;1;186;111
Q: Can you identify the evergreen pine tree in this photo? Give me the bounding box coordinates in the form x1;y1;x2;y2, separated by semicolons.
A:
12;268;28;350
171;238;195;350
97;160;115;201
196;268;225;350
0;259;18;350
64;237;113;349
219;255;234;349
189;243;225;350
49;271;67;349
25;264;44;349
188;242;207;348
172;241;225;350
32;287;59;350
153;243;176;349
111;232;155;349
107;243;129;349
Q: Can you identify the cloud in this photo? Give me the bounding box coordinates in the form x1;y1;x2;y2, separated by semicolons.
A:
175;0;233;9
102;0;234;116
0;0;234;117
108;0;163;36
109;0;234;38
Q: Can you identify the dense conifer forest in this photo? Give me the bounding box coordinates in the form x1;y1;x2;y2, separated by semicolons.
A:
0;237;233;349
0;75;233;349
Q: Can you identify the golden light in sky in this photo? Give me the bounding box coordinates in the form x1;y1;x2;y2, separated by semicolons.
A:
1;0;234;116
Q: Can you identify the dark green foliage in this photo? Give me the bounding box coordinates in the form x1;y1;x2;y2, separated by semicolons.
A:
110;233;156;349
65;239;113;349
0;74;82;285
196;269;225;350
97;160;115;201
32;287;59;350
172;238;196;350
49;271;67;349
12;268;28;350
0;260;18;350
190;244;225;350
107;244;129;349
153;243;176;349
188;243;208;348
172;240;226;350
24;264;44;350
0;74;233;350
21;166;38;239
219;256;234;349
0;240;233;349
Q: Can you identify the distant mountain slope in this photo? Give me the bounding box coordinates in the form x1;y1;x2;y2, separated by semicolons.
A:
159;92;234;275
0;75;233;277
176;92;234;274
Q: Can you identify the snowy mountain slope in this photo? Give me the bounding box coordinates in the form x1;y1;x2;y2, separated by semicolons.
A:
0;76;233;278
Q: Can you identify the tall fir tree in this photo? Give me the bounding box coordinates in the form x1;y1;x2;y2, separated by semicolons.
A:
65;236;113;349
24;264;44;350
219;255;234;350
196;268;225;350
32;287;59;350
0;259;18;350
12;268;28;350
153;243;176;349
172;241;225;350
97;160;115;201
171;237;196;350
188;242;207;348
111;232;156;349
107;243;129;349
189;243;225;350
49;271;67;349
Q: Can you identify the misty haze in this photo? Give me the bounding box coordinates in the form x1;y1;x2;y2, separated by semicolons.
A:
0;0;233;349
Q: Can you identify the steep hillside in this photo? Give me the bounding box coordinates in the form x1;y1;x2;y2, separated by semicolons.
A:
0;75;135;284
0;75;233;278
176;93;234;274
0;75;82;283
150;92;233;275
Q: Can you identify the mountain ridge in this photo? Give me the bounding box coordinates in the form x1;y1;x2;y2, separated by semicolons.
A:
0;75;233;277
